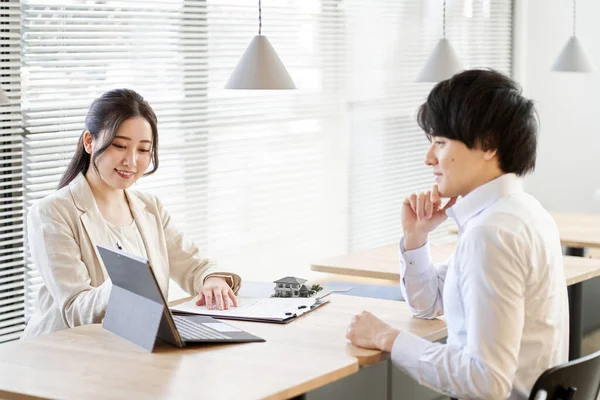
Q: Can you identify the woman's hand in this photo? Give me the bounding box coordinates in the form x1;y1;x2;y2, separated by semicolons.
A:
402;184;457;250
196;276;239;310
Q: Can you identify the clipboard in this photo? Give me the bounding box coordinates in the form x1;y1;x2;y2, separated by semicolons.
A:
170;296;330;324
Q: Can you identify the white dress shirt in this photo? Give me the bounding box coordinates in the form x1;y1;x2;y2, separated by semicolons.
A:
392;173;569;400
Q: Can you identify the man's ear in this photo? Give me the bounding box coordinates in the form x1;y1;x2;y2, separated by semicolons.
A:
479;135;498;161
82;131;93;155
482;148;497;161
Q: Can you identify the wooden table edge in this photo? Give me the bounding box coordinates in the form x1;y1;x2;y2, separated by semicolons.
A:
310;264;400;281
265;362;359;400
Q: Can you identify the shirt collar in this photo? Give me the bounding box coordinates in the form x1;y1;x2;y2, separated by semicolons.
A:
445;173;523;231
69;172;147;213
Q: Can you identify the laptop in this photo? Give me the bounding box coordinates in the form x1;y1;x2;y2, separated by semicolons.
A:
97;244;265;351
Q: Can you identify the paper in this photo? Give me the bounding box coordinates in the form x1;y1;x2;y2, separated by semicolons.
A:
170;296;318;321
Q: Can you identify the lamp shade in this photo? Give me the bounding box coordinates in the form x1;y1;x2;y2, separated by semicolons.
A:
225;35;296;90
0;88;9;105
551;36;596;73
416;38;464;83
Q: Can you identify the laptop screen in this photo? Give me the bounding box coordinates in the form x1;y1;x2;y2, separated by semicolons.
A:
97;244;183;348
97;246;164;303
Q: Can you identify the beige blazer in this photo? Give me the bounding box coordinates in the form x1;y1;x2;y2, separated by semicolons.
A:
23;173;240;339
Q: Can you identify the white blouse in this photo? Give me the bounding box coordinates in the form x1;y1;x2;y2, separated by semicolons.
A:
105;219;148;260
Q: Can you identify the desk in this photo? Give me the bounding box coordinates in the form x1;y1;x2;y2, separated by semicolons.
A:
548;212;600;361
446;211;600;252
311;242;600;360
0;295;446;400
546;212;600;251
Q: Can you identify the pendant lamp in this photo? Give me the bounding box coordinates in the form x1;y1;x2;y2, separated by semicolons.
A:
552;0;595;73
225;0;296;90
416;0;464;83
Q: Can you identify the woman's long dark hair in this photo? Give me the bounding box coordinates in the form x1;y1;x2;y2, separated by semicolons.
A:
58;89;159;189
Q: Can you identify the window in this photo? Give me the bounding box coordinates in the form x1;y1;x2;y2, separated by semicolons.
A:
0;0;24;344
7;0;513;343
346;0;513;250
21;0;203;319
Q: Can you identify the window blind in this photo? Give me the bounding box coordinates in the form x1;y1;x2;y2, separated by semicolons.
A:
0;0;24;344
346;0;513;251
21;0;348;315
17;0;513;342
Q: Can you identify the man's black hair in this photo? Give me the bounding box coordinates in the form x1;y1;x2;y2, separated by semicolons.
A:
417;69;538;176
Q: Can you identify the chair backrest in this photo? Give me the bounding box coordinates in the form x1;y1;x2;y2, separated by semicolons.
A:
529;350;600;400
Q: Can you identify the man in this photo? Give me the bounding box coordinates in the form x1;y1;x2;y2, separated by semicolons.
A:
346;69;568;399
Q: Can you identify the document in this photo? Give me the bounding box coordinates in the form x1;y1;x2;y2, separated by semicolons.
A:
170;296;328;323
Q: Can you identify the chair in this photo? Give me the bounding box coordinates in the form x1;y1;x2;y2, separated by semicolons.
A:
529;350;600;400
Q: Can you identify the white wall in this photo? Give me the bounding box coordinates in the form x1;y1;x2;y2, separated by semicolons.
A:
516;0;600;213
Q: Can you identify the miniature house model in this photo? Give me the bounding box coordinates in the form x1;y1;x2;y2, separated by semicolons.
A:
273;277;310;298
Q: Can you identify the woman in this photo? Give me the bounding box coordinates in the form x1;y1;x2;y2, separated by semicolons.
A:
23;89;240;339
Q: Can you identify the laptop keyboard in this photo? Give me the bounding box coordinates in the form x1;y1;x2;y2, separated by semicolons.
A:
173;315;230;341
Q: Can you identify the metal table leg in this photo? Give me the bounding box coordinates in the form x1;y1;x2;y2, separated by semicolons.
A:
565;247;585;257
568;282;583;360
566;246;585;360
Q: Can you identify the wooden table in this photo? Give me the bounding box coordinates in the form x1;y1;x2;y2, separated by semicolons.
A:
0;294;446;400
311;242;600;286
311;242;600;360
548;212;600;361
447;211;600;254
544;212;600;251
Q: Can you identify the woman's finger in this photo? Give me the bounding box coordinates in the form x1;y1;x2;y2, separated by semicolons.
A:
195;293;205;306
228;288;239;307
222;289;230;310
213;289;225;311
204;291;213;310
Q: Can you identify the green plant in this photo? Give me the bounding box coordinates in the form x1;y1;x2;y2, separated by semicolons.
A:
308;284;323;296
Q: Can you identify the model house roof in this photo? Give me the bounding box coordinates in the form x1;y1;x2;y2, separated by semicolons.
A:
274;276;308;284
